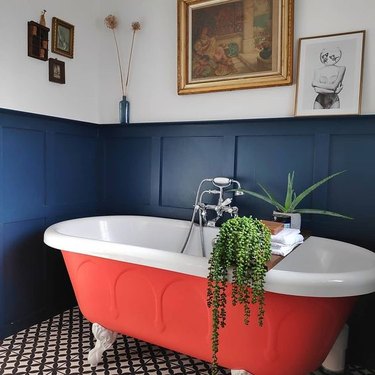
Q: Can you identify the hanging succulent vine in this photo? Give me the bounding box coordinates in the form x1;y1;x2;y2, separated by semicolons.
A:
207;216;271;375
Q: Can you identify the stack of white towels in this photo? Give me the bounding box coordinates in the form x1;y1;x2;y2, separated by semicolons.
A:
271;228;304;256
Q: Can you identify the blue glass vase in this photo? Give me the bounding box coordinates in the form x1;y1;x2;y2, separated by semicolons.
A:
119;96;130;125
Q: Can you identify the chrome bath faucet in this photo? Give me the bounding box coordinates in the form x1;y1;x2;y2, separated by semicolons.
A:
196;177;242;227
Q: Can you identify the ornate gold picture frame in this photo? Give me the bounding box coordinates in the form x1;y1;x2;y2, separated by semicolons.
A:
52;17;74;59
177;0;294;95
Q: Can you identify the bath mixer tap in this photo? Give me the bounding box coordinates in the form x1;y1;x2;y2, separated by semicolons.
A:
180;177;243;254
196;178;241;227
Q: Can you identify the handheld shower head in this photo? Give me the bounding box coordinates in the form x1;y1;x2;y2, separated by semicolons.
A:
212;177;232;188
232;179;244;196
211;177;244;195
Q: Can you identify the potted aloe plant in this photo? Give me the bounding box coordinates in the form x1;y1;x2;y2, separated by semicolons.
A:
237;170;352;229
207;216;271;375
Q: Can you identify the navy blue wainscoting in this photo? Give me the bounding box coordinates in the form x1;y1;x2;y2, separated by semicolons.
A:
0;109;99;339
99;116;375;249
0;109;374;367
99;115;375;368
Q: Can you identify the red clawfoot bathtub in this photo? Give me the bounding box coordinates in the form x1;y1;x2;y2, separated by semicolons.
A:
44;215;375;375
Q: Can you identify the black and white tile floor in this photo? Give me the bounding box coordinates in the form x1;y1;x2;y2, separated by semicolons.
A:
0;307;374;375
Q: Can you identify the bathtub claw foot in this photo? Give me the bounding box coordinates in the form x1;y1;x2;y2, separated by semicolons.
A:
88;323;118;367
231;370;253;375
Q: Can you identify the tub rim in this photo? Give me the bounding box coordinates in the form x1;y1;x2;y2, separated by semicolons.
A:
44;215;375;298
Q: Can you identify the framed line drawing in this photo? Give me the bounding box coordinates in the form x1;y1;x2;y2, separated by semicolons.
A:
52;17;74;58
295;30;365;116
49;58;65;84
177;0;294;95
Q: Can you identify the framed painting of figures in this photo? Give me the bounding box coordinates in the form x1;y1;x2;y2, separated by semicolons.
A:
177;0;294;94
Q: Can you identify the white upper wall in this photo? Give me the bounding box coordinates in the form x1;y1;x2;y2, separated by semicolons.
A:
0;0;100;123
0;0;374;124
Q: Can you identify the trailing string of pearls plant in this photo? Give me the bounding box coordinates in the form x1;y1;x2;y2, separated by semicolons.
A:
207;216;271;375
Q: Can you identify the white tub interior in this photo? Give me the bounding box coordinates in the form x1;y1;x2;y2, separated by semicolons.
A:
48;215;219;257
44;215;375;298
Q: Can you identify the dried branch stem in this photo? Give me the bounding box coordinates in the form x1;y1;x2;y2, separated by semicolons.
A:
112;30;125;97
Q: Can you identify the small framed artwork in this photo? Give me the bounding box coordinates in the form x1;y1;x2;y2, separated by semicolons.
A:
49;58;65;84
177;0;294;95
295;30;365;116
51;17;74;58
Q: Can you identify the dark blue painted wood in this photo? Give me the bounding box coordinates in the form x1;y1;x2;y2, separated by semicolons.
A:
3;128;45;221
103;137;152;208
100;115;375;251
1;108;374;367
329;133;375;220
51;133;98;206
99;115;375;369
161;136;225;208
236;134;316;221
150;137;161;207
2;218;47;326
311;133;331;211
0;109;99;339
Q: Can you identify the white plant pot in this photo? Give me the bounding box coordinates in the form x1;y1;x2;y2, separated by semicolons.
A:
273;211;301;230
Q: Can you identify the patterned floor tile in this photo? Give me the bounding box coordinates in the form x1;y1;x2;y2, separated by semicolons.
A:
115;335;165;360
0;323;46;351
143;346;230;375
0;307;82;350
135;358;200;375
313;365;375;375
0;306;374;375
132;348;230;375
28;326;90;371
49;306;92;337
53;330;160;366
55;345;150;375
0;324;89;372
313;368;330;375
347;365;375;375
0;349;55;375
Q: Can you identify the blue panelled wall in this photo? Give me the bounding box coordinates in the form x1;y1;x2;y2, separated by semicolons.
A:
99;116;375;250
0;107;374;367
99;115;375;368
0;109;99;338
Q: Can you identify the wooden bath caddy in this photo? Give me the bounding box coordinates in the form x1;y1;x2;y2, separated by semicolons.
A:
261;220;309;271
261;220;284;235
267;254;288;270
